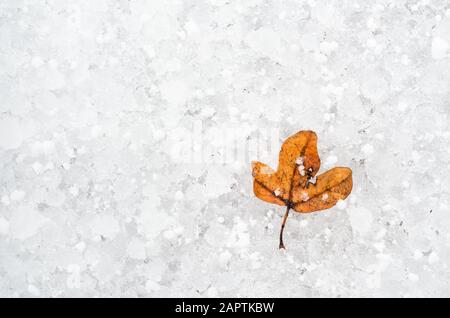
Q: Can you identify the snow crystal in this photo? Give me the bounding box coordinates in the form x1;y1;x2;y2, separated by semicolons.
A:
308;176;317;185
227;218;250;249
428;252;439;264
31;56;44;68
89;215;120;240
174;191;184;201
298;165;306;176
68;185;79;197
408;273;419;283
218;250;233;267
74;242;86;253
0;196;10;206
145;280;161;293
138;207;171;239
324;155;338;167
296;156;306;176
27;285;40;296
431;37;448;59
413;250;423;260
163;230;177;241
336;199;347;210
299;220;308;227
274;188;281;196
207;287;219;297
361;144;375;156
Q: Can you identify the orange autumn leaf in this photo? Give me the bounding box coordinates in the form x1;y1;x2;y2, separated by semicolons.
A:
251;130;352;249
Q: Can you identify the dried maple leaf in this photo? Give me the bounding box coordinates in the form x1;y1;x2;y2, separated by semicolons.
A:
252;130;352;249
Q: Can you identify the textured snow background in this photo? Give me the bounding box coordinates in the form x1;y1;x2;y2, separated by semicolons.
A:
1;0;450;297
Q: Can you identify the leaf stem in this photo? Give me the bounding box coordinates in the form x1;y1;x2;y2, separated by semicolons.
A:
279;205;291;249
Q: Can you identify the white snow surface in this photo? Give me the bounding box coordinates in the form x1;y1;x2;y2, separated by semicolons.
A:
0;1;450;297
